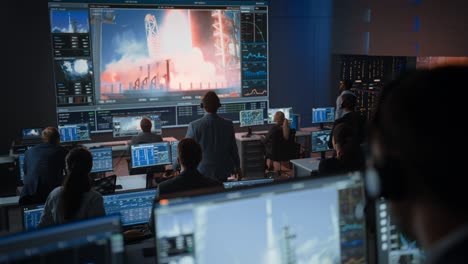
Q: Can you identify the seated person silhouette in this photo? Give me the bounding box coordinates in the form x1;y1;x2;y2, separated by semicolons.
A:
158;138;223;196
20;127;67;205
319;123;364;176
262;111;290;171
328;93;366;149
130;117;162;145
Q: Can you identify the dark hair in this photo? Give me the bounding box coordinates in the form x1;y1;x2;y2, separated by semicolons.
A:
178;138;202;170
201;91;221;113
342;79;353;90
61;148;93;220
341;93;357;110
140;117;152;132
42;127;60;143
370;66;468;207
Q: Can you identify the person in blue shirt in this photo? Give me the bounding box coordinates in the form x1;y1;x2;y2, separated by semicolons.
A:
186;91;242;181
20;127;67;205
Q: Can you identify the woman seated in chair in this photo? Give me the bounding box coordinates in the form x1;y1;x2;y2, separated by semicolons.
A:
38;148;105;227
262;111;290;171
318;123;364;176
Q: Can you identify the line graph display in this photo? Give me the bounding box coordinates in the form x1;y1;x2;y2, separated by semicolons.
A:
242;80;267;97
242;43;267;61
241;13;268;43
242;62;267;79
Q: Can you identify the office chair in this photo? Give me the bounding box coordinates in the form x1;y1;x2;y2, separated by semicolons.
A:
266;129;300;178
92;175;117;195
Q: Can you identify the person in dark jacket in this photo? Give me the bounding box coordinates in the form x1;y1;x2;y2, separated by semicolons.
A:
319;123;364;176
369;66;468;264
328;93;365;149
158;138;223;196
20;127;67;205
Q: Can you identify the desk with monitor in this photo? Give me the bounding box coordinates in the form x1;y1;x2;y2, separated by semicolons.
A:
235;130;311;179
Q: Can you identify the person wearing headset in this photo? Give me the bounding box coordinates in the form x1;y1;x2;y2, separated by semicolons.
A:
186;91;242;182
368;66;468;264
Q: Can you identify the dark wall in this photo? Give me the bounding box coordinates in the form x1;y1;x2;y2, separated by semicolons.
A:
0;0;334;154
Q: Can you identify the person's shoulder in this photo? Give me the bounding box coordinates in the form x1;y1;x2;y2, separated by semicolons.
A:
48;186;64;199
87;190;104;201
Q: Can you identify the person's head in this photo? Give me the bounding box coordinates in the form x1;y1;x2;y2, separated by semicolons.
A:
341;93;357;112
332;123;358;159
61;148;93;220
177;138;202;171
339;79;353;92
42;127;60;144
140;117;153;133
201;91;221;113
369;66;468;246
273;111;285;125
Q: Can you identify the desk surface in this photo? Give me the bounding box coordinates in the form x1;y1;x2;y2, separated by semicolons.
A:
0;196;20;206
290;157;322;172
82;137;178;149
235;130;310;142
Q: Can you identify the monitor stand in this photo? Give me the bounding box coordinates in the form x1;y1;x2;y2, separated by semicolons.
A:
242;127;253;138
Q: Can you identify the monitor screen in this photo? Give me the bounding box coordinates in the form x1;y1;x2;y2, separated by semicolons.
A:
267;107;292;124
22;204;45;231
239;109;264;127
290;114;299;130
49;0;270;132
154;174;367;264
376;199;425;264
312;107;335;124
18;154;25;181
311;129;332;153
223;178;274;189
112;114;162;138
131;142;171;168
1;216;124;263
22;128;43;140
58;123;91;142
103;189;157;227
89;147;113;173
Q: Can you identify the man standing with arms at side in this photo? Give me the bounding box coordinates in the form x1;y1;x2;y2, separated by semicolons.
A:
20;127;67;205
335;79;355;120
186;91;242;181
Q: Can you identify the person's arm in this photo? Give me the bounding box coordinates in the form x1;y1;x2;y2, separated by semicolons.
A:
328;123;336;149
87;194;106;218
335;95;343;120
186;123;194;138
282;119;290;141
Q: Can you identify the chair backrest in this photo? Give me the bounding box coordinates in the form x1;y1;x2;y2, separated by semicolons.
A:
270;129;299;161
92;175;117;195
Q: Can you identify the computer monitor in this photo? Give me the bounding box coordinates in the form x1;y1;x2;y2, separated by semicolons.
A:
239;109;264;137
223;178;274;189
311;129;332;153
131;142;171;168
112;114;162;138
1;215;124;263
154;174;367;264
290;114;300;130
103;189;157;227
22;128;43;141
89;147;113;173
312;107;335;124
18;154;25;182
267;107;292;124
22;204;45;231
376;199;425;264
58;123;91;143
